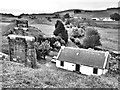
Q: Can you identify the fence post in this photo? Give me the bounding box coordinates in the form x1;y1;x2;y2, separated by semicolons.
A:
8;37;12;61
31;44;37;69
24;39;28;67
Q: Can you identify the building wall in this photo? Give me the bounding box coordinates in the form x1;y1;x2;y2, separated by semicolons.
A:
97;69;104;75
102;69;108;74
56;60;106;75
80;65;94;75
56;60;76;71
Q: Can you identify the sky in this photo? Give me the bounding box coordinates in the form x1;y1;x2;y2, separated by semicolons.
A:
0;0;119;15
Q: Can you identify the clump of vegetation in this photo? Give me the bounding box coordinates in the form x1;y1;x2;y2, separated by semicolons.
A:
61;13;70;22
65;18;71;25
110;13;120;21
64;13;70;18
36;40;51;60
53;13;60;18
46;17;52;22
53;20;68;44
82;28;102;48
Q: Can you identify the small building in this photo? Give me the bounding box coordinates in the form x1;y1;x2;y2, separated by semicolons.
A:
91;18;100;21
103;17;114;21
52;46;110;75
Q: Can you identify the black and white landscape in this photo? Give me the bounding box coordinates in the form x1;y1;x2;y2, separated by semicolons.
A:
0;0;119;89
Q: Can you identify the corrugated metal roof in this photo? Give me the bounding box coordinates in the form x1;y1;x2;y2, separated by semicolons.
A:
57;47;109;69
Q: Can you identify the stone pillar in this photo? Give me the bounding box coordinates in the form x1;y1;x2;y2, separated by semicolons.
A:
8;37;12;61
24;39;27;67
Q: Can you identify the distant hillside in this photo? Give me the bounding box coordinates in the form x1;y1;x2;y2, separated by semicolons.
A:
0;7;119;19
0;13;17;17
55;7;120;18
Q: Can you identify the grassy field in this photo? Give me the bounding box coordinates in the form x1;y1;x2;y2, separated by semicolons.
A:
1;60;119;88
30;23;118;51
95;21;120;29
95;27;118;51
30;24;55;36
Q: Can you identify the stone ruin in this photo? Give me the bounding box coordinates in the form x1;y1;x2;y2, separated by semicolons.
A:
7;19;37;68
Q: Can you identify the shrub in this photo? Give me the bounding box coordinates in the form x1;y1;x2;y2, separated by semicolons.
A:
36;40;51;60
61;17;65;22
82;28;102;48
53;13;60;18
64;13;70;18
54;20;68;44
65;19;71;25
46;17;51;22
110;13;120;21
85;28;99;36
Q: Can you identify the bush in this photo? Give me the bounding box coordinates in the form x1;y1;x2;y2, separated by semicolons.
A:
65;19;71;25
36;40;51;60
54;20;68;44
53;13;60;18
64;13;70;18
110;13;120;21
46;17;51;22
85;28;99;36
82;28;102;48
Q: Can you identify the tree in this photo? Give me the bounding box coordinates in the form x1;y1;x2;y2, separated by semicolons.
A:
65;18;71;25
64;13;70;18
82;28;102;48
36;40;51;60
54;13;60;18
110;13;120;21
46;17;51;22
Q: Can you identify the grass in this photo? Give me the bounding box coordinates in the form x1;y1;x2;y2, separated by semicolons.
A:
1;60;119;88
95;27;118;51
94;21;120;29
29;18;53;25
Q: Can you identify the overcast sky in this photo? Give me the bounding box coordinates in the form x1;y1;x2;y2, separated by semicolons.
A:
0;0;119;15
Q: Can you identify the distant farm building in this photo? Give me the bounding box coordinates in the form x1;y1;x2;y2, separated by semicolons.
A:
92;17;114;21
92;18;100;21
103;17;114;21
52;47;110;75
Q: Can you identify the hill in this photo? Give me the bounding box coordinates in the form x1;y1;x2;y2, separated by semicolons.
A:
55;7;120;18
1;7;120;19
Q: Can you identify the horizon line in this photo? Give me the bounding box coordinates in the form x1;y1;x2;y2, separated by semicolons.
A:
0;6;119;16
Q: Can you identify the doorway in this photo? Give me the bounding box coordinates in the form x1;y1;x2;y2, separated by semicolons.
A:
75;64;80;72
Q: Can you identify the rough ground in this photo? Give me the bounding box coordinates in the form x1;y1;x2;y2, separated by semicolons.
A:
0;60;119;88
